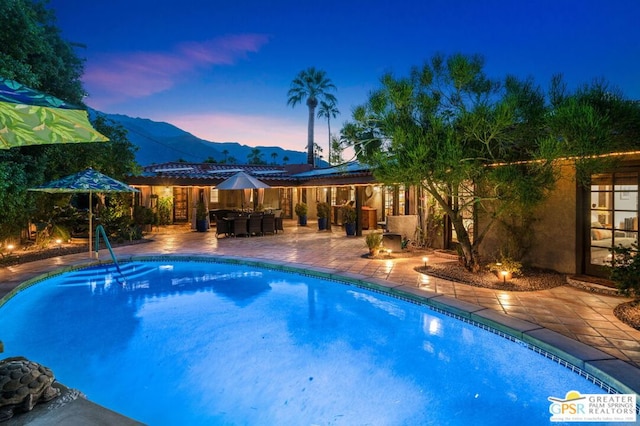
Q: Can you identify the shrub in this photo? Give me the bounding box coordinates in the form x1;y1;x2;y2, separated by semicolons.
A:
487;254;522;276
610;243;640;298
365;232;383;250
294;202;308;217
341;205;356;224
196;200;208;221
316;202;330;218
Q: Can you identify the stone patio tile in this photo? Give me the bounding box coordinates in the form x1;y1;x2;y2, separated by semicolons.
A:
524;328;616;369
585;359;640;395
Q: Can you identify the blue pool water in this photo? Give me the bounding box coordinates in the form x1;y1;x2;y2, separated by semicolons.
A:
0;260;624;425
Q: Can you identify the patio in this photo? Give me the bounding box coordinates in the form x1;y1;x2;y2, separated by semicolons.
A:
1;220;639;370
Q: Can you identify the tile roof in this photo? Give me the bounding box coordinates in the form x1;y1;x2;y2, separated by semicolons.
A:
128;161;374;187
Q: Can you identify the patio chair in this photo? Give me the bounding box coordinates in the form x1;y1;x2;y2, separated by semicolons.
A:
215;217;231;238
262;213;275;235
274;209;284;233
249;213;263;236
233;216;249;237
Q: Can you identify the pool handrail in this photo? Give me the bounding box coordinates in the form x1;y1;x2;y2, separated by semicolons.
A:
94;224;124;278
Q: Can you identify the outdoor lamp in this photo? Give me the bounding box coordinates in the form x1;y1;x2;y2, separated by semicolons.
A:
501;270;508;283
55;239;62;249
6;244;14;254
422;256;429;268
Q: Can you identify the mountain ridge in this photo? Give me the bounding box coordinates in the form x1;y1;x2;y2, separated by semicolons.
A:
101;113;310;166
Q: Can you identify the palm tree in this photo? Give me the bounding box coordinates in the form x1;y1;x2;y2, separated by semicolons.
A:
317;100;339;165
287;67;337;167
247;148;265;165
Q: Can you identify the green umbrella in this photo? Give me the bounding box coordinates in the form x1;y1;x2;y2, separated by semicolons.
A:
0;77;108;149
30;168;138;256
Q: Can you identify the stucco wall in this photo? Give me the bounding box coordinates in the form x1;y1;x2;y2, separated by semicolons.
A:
387;215;419;240
480;163;577;274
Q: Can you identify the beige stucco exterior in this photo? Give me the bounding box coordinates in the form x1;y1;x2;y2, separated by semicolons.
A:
479;161;578;274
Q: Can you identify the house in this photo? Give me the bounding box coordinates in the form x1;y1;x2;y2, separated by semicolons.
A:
128;153;640;282
479;152;640;280
127;161;410;235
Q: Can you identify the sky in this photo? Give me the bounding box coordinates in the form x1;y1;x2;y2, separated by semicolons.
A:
48;0;640;156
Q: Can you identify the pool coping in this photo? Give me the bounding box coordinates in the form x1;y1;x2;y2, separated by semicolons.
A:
3;253;640;419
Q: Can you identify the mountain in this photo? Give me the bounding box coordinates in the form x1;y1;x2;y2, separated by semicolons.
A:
102;113;310;166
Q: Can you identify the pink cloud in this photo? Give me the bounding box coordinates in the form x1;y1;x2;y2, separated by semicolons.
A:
83;34;270;108
179;34;269;65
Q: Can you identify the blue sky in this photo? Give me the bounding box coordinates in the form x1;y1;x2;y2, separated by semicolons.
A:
48;0;640;154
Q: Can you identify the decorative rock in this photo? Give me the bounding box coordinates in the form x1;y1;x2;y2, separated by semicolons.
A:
0;357;60;421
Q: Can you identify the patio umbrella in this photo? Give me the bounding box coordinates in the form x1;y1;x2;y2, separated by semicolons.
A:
216;171;270;210
215;171;270;190
30;168;138;256
0;77;108;149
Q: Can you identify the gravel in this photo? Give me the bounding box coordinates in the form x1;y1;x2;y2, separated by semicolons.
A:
614;301;640;330
417;261;566;291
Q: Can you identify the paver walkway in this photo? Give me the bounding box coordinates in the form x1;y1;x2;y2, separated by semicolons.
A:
1;222;639;369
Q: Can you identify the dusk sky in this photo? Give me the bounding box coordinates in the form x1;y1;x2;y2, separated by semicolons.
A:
48;0;639;154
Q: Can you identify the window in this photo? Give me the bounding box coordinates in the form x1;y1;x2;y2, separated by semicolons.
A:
589;172;638;266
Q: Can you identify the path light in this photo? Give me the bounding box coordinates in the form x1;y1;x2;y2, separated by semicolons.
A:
386;249;392;257
55;239;62;249
501;270;508;284
422;256;429;268
6;244;14;254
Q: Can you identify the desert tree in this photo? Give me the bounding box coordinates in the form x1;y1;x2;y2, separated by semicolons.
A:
342;53;557;271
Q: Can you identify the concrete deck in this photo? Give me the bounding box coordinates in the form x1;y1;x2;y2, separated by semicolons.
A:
1;221;639;423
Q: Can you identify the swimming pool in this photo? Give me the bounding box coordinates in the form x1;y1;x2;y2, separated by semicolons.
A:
0;258;630;425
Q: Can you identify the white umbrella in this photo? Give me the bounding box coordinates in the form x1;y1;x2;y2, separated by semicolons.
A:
216;172;270;210
216;171;270;190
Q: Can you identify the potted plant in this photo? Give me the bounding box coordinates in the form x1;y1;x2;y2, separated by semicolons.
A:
316;201;330;230
365;232;383;256
341;205;357;236
196;200;209;232
295;202;308;226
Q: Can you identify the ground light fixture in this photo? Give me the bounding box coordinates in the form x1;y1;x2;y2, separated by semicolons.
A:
423;256;429;268
501;270;508;283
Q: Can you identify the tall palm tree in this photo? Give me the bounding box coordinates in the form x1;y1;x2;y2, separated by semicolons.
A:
287;67;337;167
317;99;339;165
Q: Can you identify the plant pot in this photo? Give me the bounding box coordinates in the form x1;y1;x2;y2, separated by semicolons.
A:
298;215;307;226
196;219;208;232
368;248;379;257
318;217;328;230
345;222;356;236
